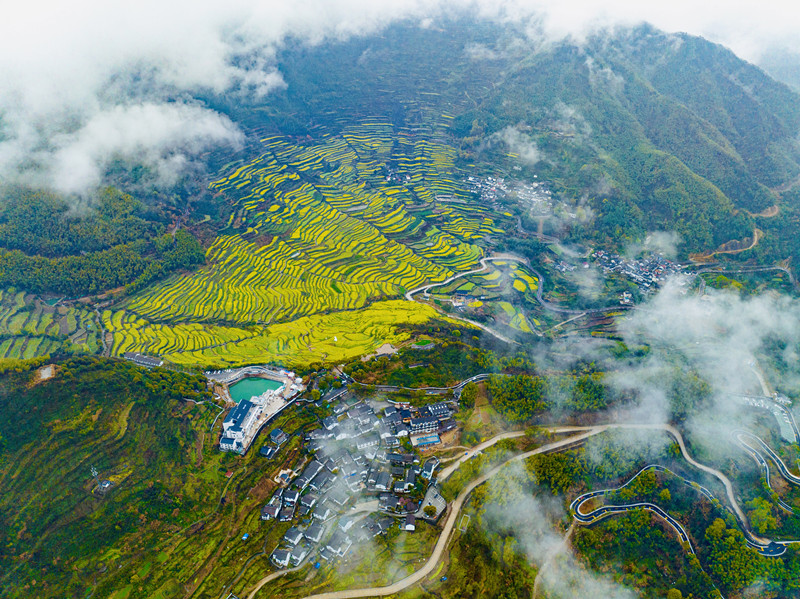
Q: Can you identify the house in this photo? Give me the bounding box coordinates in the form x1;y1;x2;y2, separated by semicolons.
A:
279;505;295;522
269;488;284;504
290;544;309;566
326;532;352;558
379;493;399;511
220;400;261;453
384;435;400;448
283;489;300;506
377;422;393;439
261;504;280;520
404;469;416;489
312;504;333;521
295;460;325;490
304;523;324;543
271;548;291;568
219;436;239;452
322;415;339;430
338;515;356;532
328;484;350;506
269;428;288;445
300;493;319;509
283;527;303;546
356;433;380;451
308;471;333;492
374;471;391;491
387;453;415;465
421;457;439;480
403;514;416;532
259;445;278;459
319;547;335;562
427;402;450;419
123;352;163;368
366;468;379;487
409;416;438;434
377;516;395;533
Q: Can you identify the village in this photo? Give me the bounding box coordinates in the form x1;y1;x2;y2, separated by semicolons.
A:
212;367;458;572
591;249;689;294
259;391;454;569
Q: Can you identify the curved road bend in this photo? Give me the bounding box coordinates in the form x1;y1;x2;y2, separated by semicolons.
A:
248;428;607;599
407;252;628;318
436;430;526;480
248;422;772;599
560;423;757;540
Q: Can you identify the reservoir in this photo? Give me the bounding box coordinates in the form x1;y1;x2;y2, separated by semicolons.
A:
229;377;284;403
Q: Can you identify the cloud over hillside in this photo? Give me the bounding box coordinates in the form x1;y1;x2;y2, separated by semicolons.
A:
2;0;798;193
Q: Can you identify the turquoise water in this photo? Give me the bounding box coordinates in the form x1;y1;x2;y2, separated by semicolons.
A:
229;377;283;403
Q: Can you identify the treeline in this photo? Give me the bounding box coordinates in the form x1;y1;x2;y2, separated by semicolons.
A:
485;370;607;423
0;230;204;296
343;328;536;388
0;186;205;296
0;187;163;257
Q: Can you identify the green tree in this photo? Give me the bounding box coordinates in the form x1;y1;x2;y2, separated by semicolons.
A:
460;382;478;408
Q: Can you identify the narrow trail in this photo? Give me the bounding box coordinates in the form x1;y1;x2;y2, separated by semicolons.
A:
93;307;110;357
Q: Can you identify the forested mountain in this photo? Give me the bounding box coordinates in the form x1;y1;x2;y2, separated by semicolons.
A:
244;21;800;255
6;21;800;295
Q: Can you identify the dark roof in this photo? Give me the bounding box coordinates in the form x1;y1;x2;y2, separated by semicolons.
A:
283;527;303;545
224;400;255;426
269;428;288;443
261;504;280;519
304;523;324;542
259;445;278;458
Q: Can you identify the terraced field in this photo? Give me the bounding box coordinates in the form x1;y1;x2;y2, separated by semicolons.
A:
108;122;508;366
104;300;445;368
0;289;99;362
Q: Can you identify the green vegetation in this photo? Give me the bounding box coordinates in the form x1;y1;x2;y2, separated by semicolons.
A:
103;123;517;366
0;289;99;362
0;188;205;296
0;357;332;599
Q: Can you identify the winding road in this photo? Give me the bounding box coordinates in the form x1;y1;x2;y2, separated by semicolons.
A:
240;407;800;598
405;252;629;330
294;427;605;599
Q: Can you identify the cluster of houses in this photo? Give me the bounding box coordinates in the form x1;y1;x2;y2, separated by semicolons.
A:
314;399;457;451
264;397;450;569
592;250;686;292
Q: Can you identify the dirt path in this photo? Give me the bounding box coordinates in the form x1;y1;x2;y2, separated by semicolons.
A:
690;227;763;262
745;205;779;218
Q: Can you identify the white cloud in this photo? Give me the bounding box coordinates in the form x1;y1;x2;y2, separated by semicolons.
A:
2;0;799;193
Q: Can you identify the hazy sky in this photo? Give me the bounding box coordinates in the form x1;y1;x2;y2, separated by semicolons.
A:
3;0;799;194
